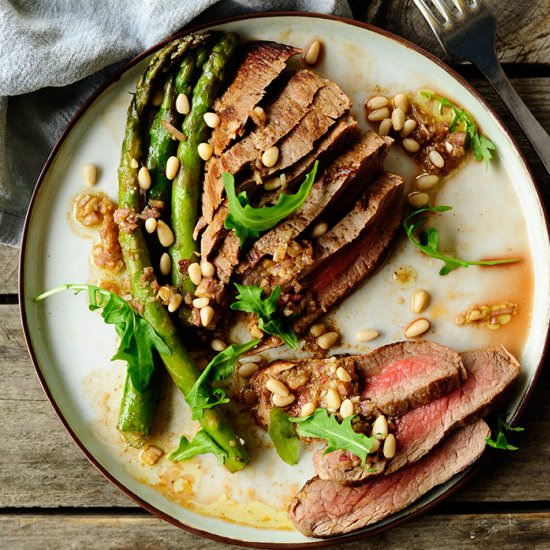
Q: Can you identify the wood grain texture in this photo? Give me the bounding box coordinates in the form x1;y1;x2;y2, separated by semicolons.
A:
0;245;19;295
349;0;550;66
2;512;550;550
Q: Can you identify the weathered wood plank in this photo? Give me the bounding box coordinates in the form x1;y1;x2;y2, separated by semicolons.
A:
350;0;550;66
2;303;549;507
0;245;18;295
2;512;550;549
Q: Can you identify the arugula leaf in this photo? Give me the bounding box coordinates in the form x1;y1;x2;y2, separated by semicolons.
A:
403;206;520;275
419;90;496;165
223;161;319;247
187;339;260;419
230;284;298;349
486;415;525;451
35;283;170;392
268;408;299;465
290;408;377;466
168;430;228;463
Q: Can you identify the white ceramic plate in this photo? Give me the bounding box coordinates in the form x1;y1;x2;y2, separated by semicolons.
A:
20;13;550;547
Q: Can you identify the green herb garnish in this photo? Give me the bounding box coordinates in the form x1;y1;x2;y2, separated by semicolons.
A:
419;89;496;164
290;408;377;466
230;283;298;349
187;339;260;419
35;284;170;392
486;415;525;451
268;408;299;465
223;161;319;247
404;206;520;275
169;430;228;463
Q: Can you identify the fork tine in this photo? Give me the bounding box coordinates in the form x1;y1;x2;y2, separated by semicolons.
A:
412;0;444;32
431;0;452;23
449;0;466;16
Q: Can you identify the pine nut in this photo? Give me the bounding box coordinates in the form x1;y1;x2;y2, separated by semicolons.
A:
159;252;171;276
158;285;171;302
239;354;263;364
167;293;183;313
372;415;388;440
317;331;339;350
156;220;175;247
211;338;227;352
326;388;341;411
193;297;210;309
198;142;213;161
82;163;97;187
139;444;164;466
165;156;180;180
429;149;445;168
252;106;266;125
368;107;390;122
176;93;190;115
339;398;354;418
310;323;326;337
356;329;379;343
336;366;352;382
366;96;389;110
311;222;328;238
416;173;440;191
402;138;420;153
400;118;417;138
200;305;215;327
392;107;405;131
411;289;430;314
407;191;429;208
273;393;295;407
203;112;220;128
301;402;316;417
138;166;152;190
144;217;157;234
130;158;139;169
378;118;392;136
369;439;381;454
266;378;290;397
383;433;397;459
304;39;323;65
393;93;409;112
238;362;259;378
200;261;215;278
261;146;279;168
188;263;202;285
263;177;282;191
404;318;431;338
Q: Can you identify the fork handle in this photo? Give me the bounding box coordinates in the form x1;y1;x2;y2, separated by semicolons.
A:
480;62;550;173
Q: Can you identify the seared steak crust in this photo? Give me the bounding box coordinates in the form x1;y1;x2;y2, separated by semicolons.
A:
210;41;300;156
289;419;491;537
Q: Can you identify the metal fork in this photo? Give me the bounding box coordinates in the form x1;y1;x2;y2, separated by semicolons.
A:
412;0;550;173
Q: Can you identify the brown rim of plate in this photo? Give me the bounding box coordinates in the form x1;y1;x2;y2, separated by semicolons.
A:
18;11;550;549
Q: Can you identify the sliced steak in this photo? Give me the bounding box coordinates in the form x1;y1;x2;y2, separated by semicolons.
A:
315;346;519;483
243;356;360;430
239;132;391;276
289;419;491;537
357;340;466;417
254;114;361;207
294;180;404;333
256;81;353;179
210;41;300;156
199;203;228;259
307;172;405;276
198;70;328;228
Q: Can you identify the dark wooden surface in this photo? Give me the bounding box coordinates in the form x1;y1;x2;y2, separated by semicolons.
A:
2;2;549;548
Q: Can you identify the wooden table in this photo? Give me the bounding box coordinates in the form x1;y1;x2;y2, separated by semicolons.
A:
2;2;549;548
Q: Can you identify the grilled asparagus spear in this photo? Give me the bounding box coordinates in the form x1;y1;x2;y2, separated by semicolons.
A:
169;33;240;292
116;34;248;471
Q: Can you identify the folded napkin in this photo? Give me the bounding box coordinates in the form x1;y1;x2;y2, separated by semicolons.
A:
0;0;352;247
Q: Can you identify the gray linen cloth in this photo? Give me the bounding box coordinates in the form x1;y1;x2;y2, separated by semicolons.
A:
0;0;352;247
